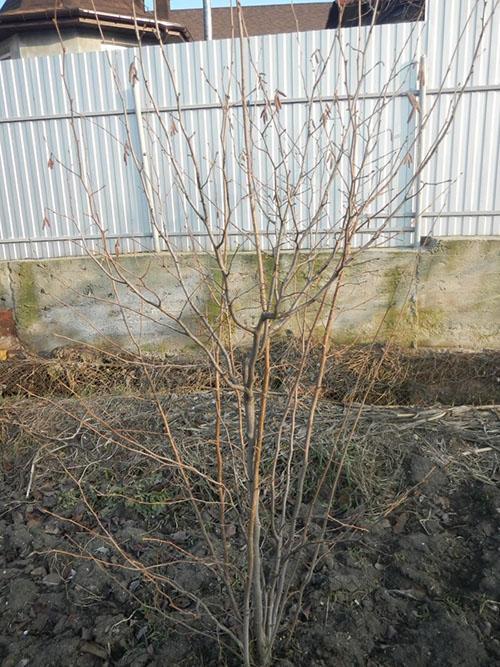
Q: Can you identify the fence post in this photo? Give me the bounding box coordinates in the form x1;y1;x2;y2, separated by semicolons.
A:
203;0;213;40
131;59;161;253
414;54;427;248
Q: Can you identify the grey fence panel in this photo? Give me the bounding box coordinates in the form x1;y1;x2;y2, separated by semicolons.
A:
420;0;500;238
425;0;499;89
0;0;498;260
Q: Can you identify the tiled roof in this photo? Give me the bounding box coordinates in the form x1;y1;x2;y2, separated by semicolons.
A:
171;1;424;41
0;0;189;40
170;3;334;42
0;0;152;18
0;1;424;42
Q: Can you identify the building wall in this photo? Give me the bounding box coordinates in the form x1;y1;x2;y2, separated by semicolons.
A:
0;239;498;354
15;29;106;59
0;34;20;59
0;27;179;60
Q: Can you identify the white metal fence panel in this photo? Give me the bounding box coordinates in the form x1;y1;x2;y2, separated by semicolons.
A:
419;0;500;238
0;0;498;261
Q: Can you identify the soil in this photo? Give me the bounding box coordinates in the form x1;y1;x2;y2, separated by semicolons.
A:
0;353;499;666
288;477;500;666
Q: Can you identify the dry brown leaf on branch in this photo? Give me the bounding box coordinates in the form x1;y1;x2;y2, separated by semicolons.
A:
123;142;130;165
403;152;413;167
128;62;138;86
321;104;332;127
260;103;271;123
170;118;179;136
273;89;286;113
407;92;421;122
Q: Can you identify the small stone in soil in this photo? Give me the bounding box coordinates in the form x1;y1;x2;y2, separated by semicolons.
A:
42;494;57;509
483;621;492;637
43;522;60;535
169;530;189;543
42;572;62;586
53;616;68;634
80;641;107;659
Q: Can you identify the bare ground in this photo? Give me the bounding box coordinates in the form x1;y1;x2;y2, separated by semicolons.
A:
0;349;499;666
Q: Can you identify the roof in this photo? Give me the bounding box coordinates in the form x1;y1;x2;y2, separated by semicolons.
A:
0;0;150;18
170;0;425;42
0;0;424;45
0;0;190;41
169;3;334;42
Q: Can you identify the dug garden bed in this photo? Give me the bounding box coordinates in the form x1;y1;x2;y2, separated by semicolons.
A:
0;382;499;666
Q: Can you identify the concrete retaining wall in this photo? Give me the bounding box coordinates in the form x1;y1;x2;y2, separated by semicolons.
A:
0;239;498;354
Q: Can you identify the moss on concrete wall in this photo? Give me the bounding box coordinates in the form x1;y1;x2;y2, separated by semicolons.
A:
14;262;39;330
2;239;499;353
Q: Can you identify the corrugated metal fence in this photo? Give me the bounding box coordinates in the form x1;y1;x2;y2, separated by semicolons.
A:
0;0;498;261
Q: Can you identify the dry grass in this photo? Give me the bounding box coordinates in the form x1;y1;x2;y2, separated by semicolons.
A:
1;344;498;406
2;390;498;519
